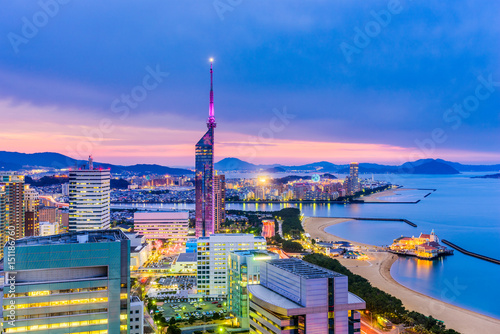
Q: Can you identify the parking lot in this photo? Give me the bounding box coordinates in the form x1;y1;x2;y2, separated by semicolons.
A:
157;298;229;322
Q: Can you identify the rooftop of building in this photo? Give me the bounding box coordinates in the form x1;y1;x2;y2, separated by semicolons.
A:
267;258;344;278
197;233;266;241
232;250;276;258
177;252;197;262
13;229;128;247
130;296;143;304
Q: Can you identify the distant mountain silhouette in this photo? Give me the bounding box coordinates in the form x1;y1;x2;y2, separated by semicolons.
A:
0;151;192;175
2;151;498;175
400;161;460;174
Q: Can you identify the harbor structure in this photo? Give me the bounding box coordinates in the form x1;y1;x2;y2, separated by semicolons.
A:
195;60;217;237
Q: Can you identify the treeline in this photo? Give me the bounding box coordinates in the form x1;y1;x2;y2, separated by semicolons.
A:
303;253;460;334
274;207;302;238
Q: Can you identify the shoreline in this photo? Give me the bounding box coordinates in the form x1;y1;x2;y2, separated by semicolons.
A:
303;217;500;334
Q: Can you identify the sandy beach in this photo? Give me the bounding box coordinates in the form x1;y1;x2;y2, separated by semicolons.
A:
303;217;500;334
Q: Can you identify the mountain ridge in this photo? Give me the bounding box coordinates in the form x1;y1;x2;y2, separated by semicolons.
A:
1;151;499;175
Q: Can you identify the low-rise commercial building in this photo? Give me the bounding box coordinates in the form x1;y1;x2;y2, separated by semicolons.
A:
171;252;197;273
39;221;59;236
134;211;189;241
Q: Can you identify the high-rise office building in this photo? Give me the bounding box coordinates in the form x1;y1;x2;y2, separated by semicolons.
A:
24;185;39;237
195;61;216;237
133;211;189;241
0;172;25;250
196;234;267;296
214;173;226;233
346;162;360;196
69;156;110;231
2;230;131;333
248;258;365;334
228;250;279;328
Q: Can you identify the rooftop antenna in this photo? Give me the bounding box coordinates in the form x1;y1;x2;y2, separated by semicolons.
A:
207;58;216;129
88;155;94;170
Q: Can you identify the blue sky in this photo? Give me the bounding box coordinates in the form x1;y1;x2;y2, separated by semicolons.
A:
0;0;499;165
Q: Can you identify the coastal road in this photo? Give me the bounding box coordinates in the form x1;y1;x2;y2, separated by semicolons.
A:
360;319;385;334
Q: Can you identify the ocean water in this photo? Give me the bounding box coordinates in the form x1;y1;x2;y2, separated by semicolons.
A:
112;173;500;319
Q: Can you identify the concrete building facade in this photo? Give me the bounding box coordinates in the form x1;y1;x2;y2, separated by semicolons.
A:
248;258;365;334
2;230;131;334
133;211;189;241
69;156;110;231
197;234;267;296
228;250;279;329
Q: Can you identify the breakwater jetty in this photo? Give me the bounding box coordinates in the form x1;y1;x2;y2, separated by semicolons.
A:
442;240;500;265
334;217;417;227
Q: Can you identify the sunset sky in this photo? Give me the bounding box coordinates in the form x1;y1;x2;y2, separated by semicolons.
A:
1;1;499;167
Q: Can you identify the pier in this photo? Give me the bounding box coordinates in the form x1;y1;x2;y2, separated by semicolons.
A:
442;240;500;265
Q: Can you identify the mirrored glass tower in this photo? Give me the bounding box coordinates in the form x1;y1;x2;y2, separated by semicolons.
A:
195;60;216;237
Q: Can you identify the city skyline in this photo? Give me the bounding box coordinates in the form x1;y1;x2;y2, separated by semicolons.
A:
1;1;499;165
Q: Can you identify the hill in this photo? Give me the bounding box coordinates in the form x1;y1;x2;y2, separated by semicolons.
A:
0;151;192;175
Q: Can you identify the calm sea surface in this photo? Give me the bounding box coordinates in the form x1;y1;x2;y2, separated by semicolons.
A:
112;173;500;319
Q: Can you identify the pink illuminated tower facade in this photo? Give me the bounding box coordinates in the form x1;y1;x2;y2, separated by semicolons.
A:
195;60;217;237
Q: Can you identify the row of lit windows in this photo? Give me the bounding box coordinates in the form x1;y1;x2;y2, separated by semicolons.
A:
4;297;108;310
5;319;108;333
4;308;108;321
5;287;107;298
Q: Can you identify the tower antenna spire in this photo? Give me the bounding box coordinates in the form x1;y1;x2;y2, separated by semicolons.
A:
207;58;216;128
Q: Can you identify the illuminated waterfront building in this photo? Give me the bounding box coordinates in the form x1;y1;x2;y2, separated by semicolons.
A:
0;172;25;257
2;230;130;333
214;173;226;232
24;185;39;237
248;258;365;334
196;233;267;296
228;250;279;329
69;156;110;231
195;60;217;237
133;211;189;241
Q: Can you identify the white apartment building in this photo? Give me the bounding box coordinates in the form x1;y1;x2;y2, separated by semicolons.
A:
197;234;267;296
68;156;110;231
134;211;189;241
39;221;59;236
130;296;144;334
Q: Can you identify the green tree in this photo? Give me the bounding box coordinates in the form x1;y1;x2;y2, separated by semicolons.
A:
282;240;303;253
